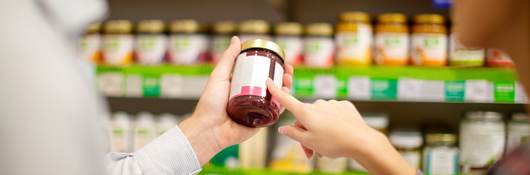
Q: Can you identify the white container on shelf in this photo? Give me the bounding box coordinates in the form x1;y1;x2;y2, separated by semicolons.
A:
506;113;530;152
239;128;268;169
133;112;157;151
157;113;179;135
135;20;168;65
389;130;423;169
168;20;210;64
110;112;133;152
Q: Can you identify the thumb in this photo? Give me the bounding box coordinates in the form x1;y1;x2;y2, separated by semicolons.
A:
278;125;308;144
209;36;241;81
266;78;304;115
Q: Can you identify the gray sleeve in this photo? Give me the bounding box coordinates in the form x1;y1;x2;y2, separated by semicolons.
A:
106;127;202;175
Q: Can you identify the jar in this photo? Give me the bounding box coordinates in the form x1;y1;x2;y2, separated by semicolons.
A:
211;21;236;63
168;19;210;64
227;39;285;127
274;22;304;66
390;130;423;169
411;14;448;66
110;112;132;152
303;23;335;68
102;20;134;66
317;157;348;173
375;13;409;66
486;48;514;67
335;11;372;66
135;20;168;65
449;27;485;67
238;19;270;42
133;112;157;151
460;111;505;171
79;23;102;64
423;133;459;175
506;113;530;152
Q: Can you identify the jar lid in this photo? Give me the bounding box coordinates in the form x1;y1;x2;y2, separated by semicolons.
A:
137;20;165;33
112;112;130;122
170;19;201;33
158;113;179;124
389;130;423;148
104;20;133;33
213;21;236;34
241;39;285;62
275;22;303;36
414;14;445;24
425;133;457;145
238;19;270;34
363;113;389;129
378;13;407;23
339;11;370;23
305;23;333;36
512;113;529;122
465;111;503;121
86;23;101;33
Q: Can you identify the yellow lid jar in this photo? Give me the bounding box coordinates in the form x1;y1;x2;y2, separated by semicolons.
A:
211;21;236;63
135;20;167;65
274;22;304;66
303;23;335;68
375;13;409;65
411;14;448;66
79;23;102;64
102;20;134;66
238;19;270;42
167;19;210;65
335;11;372;66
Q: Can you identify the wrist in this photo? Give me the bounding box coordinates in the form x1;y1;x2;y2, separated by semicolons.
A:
179;115;223;165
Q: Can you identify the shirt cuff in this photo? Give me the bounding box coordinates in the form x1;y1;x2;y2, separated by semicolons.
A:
136;127;202;175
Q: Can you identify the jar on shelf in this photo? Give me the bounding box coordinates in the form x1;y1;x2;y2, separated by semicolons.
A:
506;113;530;152
449;27;485;67
422;133;459;175
303;23;335;68
110;112;132;152
486;48;514;67
211;21;236;63
317;157;348;173
460;111;505;172
79;23;102;64
375;13;409;66
335;11;373;66
135;20;168;65
274;22;304;66
411;14;448;67
227;39;285;128
390;130;423;169
102;20;134;66
238;19;270;42
168;19;210;65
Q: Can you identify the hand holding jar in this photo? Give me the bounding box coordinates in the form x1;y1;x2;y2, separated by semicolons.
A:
178;36;293;165
265;79;416;175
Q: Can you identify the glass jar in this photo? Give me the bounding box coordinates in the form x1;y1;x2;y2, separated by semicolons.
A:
506;113;530;152
238;19;270;42
449;27;485;67
211;21;236;63
274;22;304;66
135;20;168;65
411;14;448;67
335;11;372;66
168;19;210;64
390;130;423;169
79;23;102;64
460;111;505;171
303;23;335;68
486;48;514;67
375;13;409;66
227;39;285;127
110;112;132;152
423;133;459;175
102;20;134;66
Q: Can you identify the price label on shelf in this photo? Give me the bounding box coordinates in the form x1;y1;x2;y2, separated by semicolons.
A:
313;75;337;98
398;78;421;101
97;73;124;96
348;77;370;100
445;81;465;102
371;79;398;100
465;80;493;102
418;80;444;102
515;82;529;103
494;82;515;103
179;76;208;98
142;76;160;97
160;74;184;98
125;74;142;97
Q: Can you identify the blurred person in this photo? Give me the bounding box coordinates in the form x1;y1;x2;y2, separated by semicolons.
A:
0;0;293;175
267;0;529;175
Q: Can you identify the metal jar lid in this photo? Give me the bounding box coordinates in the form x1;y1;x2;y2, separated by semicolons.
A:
137;20;165;33
275;22;303;36
305;23;333;36
241;39;285;62
104;20;133;34
426;133;457;145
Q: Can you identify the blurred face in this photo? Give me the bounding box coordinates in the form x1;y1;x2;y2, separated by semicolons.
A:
452;0;520;47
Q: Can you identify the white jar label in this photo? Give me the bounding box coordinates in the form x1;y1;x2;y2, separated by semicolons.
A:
79;34;101;63
275;36;304;65
375;32;409;64
424;147;459;175
102;34;134;65
135;34;168;64
348;76;371;100
303;37;335;67
336;25;372;64
450;33;485;62
168;34;209;64
229;53;283;99
460;122;505;167
411;33;447;65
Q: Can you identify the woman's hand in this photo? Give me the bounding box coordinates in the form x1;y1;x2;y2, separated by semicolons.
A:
266;79;416;175
179;36;293;165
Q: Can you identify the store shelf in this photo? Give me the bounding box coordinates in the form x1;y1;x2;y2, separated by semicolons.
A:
96;65;527;104
200;166;367;175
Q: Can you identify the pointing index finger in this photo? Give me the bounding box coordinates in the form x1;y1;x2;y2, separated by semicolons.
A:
266;78;304;115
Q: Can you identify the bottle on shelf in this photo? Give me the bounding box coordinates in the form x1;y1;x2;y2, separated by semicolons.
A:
486;48;514;67
423;133;459;175
303;22;335;68
389;130;423;169
335;11;373;66
135;20;168;65
411;14;448;67
274;22;304;66
167;19;210;65
506;113;530;152
211;21;237;63
449;26;485;67
79;23;102;64
375;13;410;66
238;19;271;42
110;112;133;152
102;20;134;66
133;112;157;151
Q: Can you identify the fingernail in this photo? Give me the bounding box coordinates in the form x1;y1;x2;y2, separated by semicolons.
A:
231;36;238;43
